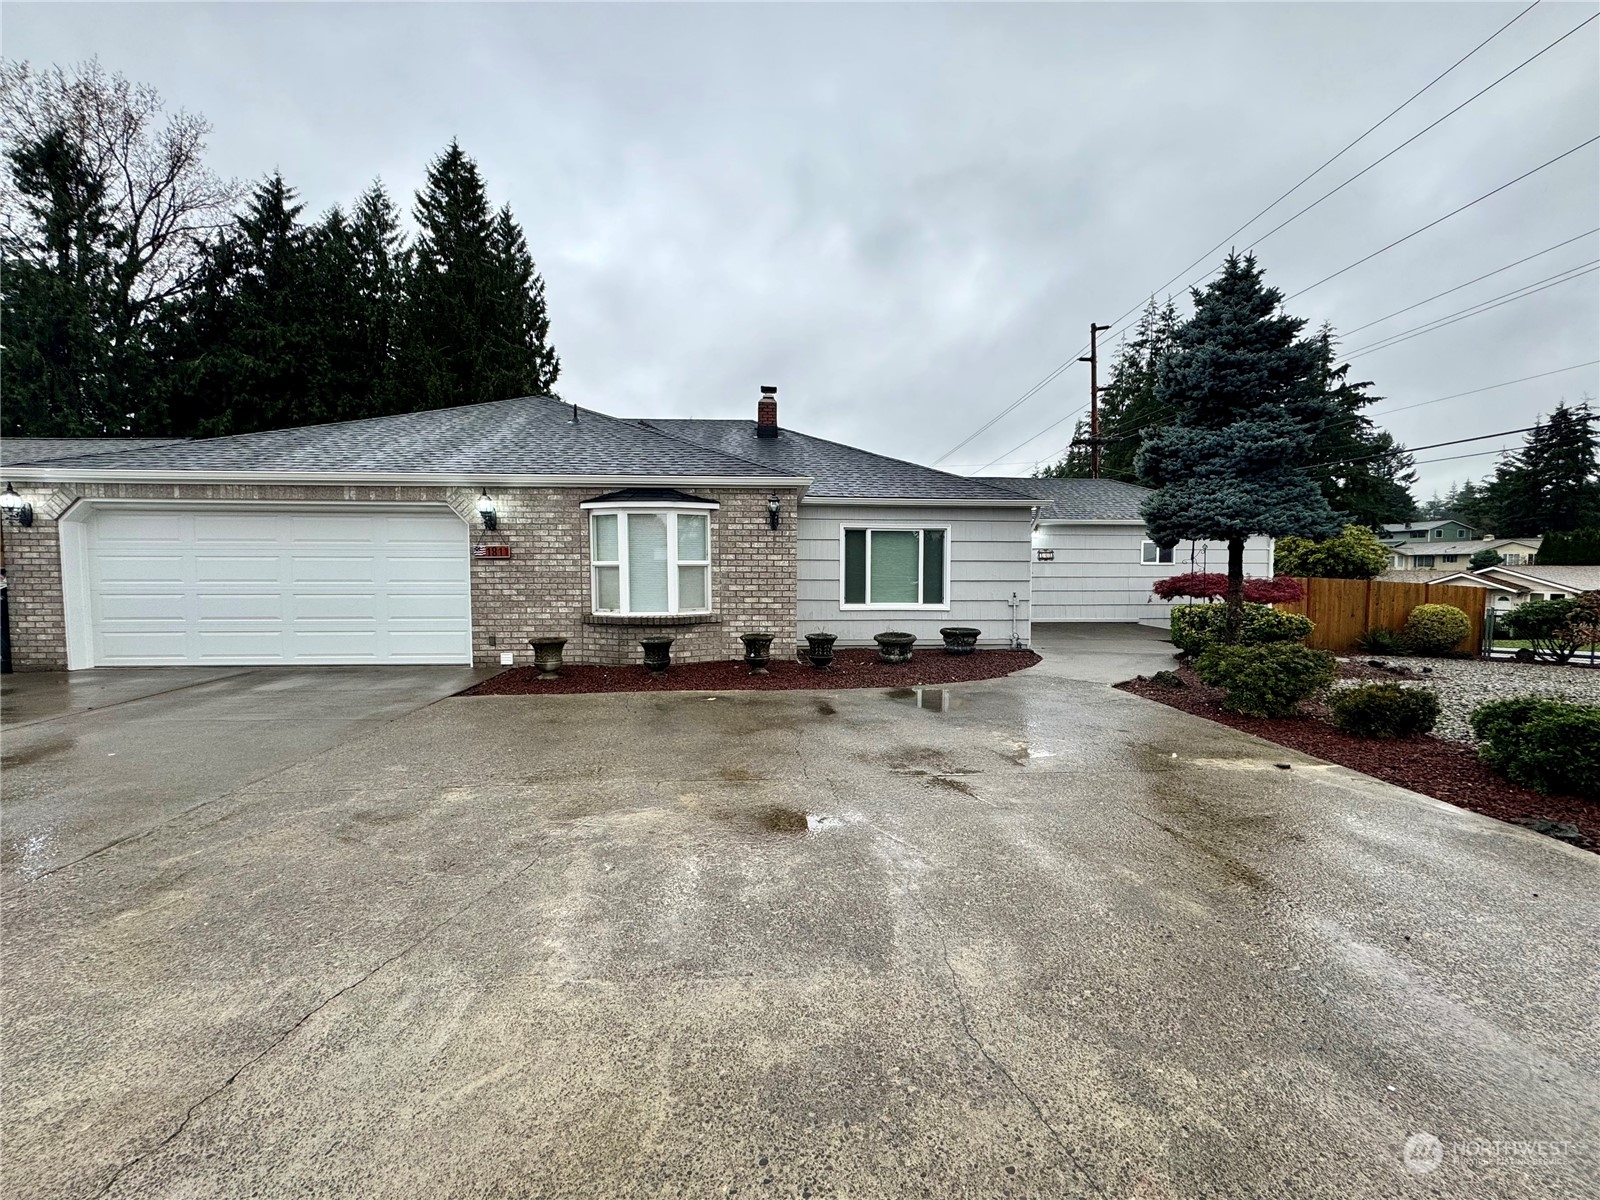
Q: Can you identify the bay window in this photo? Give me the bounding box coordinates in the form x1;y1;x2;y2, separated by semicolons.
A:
588;508;712;616
841;525;948;608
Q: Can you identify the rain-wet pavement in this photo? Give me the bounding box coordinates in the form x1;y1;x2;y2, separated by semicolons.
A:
1;625;1596;1198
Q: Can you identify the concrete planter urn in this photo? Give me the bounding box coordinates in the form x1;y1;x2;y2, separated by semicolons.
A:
641;635;674;673
804;632;837;670
939;626;981;656
874;631;916;664
528;636;568;679
740;632;776;674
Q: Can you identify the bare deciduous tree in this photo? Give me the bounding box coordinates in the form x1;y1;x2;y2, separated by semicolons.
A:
1;57;242;343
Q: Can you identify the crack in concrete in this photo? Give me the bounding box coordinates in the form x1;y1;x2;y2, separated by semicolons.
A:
91;845;549;1198
864;819;1108;1198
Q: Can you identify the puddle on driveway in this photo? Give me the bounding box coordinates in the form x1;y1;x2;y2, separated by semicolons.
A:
1;734;76;770
885;687;960;713
720;805;849;835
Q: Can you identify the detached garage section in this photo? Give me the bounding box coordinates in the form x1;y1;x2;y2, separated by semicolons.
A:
62;504;471;667
978;477;1273;625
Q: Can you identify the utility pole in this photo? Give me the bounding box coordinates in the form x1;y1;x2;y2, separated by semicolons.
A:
1078;322;1112;479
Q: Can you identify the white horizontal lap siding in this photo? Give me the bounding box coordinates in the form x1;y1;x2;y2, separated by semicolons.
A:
797;503;1032;646
1030;523;1272;624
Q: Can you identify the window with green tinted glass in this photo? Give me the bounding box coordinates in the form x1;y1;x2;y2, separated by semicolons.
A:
841;526;948;606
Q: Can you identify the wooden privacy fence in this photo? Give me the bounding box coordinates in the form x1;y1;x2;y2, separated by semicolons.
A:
1274;576;1486;655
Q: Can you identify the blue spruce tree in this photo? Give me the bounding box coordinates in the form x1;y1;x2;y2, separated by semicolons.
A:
1136;253;1341;640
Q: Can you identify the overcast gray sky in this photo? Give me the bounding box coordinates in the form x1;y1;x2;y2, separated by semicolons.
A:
6;2;1597;499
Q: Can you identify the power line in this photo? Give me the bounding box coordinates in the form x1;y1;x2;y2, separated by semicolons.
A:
1368;360;1600;417
1344;264;1598;359
1094;0;1546;344
1343;228;1600;335
1283;134;1600;301
1309;424;1536;471
1243;11;1599;254
935;3;1544;466
952;362;1600;472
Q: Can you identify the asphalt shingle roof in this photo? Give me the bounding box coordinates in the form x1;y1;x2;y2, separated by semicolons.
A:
1391;538;1541;557
2;437;185;467
4;397;799;480
641;420;1030;503
975;476;1153;521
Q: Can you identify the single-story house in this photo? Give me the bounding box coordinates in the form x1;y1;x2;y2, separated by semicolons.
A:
1425;563;1600;608
975;476;1273;625
0;390;1036;671
1388;535;1541;571
1379;518;1482;546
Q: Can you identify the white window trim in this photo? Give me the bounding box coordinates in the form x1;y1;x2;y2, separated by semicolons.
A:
838;523;952;611
1140;540;1175;565
589;508;713;617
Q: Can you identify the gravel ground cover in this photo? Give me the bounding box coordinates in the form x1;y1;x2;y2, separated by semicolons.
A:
1119;662;1597;851
1333;655;1600;743
462;647;1040;696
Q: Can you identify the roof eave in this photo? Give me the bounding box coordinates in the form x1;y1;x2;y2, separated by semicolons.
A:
2;467;814;489
799;494;1039;508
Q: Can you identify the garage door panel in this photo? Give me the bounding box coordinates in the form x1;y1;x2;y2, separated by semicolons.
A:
387;555;469;583
292;593;380;621
94;512;187;543
195;555;283;584
98;593;190;622
94;554;187;584
289;556;380;584
389;592;471;620
197;593;285;621
193;513;281;543
290;515;376;542
83;507;470;666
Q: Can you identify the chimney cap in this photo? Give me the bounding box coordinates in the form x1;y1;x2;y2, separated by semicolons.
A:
760;385;777;395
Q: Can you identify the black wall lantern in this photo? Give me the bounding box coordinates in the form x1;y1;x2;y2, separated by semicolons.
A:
1;485;34;528
767;494;782;530
476;490;498;531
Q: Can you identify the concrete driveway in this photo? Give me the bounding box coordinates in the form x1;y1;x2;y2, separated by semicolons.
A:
1;628;1595;1199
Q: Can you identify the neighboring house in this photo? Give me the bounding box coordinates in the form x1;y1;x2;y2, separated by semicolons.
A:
975;477;1273;624
1379;519;1481;546
1429;563;1600;608
1388;536;1541;571
0;390;1034;671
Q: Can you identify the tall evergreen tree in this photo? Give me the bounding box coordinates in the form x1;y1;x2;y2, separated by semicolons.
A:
158;172;324;435
0;129;120;435
1477;401;1600;535
1137;253;1341;637
397;141;558;410
1305;325;1417;527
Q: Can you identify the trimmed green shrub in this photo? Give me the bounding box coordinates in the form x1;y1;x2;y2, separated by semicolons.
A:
1328;683;1440;738
1469;547;1503;569
1194;642;1338;718
1469;697;1600;799
1355;627;1405;655
1274;524;1391;579
1169;602;1314;656
1498;596;1600;663
1402;603;1471;656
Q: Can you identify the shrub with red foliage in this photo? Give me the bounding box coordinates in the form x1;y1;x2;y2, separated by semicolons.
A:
1151;573;1304;604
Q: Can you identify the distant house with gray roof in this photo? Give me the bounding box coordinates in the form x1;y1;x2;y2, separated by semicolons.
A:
976;477;1274;625
0;389;1037;671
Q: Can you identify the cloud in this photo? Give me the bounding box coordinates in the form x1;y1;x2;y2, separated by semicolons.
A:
6;1;1595;495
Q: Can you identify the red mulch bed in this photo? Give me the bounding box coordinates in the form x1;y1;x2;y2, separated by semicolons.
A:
461;647;1041;697
1118;662;1597;852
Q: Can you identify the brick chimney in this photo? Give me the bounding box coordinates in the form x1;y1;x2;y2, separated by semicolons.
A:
756;385;779;438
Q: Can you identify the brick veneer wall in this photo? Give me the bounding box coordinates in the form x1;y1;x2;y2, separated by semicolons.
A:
0;481;800;670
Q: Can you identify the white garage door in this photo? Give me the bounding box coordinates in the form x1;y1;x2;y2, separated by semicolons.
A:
80;506;471;666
